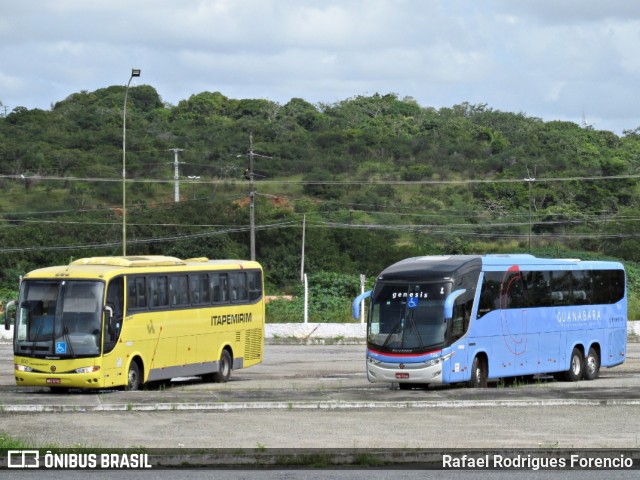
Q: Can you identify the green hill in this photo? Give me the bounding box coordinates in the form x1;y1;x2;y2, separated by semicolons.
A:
1;87;640;316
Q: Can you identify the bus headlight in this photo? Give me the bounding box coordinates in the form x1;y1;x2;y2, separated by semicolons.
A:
15;364;33;372
75;366;100;374
423;351;454;368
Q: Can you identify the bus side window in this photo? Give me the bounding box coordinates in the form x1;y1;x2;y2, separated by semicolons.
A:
248;270;263;301
210;273;229;303
190;274;209;305
525;271;551;307
478;273;501;317
550;271;572;306
169;275;189;306
450;297;472;340
157;276;168;307
610;270;625;303
572;270;589;305
229;272;248;302
502;271;526;309
148;276;159;308
148;276;169;309
127;277;146;310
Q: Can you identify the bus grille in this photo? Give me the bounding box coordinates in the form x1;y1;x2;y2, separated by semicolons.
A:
244;328;263;361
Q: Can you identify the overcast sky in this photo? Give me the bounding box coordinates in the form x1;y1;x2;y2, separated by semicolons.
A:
2;0;640;134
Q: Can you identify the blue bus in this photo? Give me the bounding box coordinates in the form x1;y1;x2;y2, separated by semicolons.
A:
353;254;627;388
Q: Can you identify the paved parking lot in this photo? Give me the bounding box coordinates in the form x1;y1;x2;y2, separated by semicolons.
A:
0;343;639;450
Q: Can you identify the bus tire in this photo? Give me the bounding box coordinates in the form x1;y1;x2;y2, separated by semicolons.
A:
212;349;232;383
126;359;141;391
469;356;488;388
564;347;583;382
583;347;600;381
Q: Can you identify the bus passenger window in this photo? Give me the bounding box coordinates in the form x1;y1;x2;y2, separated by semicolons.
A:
550;271;572;306
210;273;229;303
148;276;168;308
525;271;551;307
190;274;209;305
478;274;501;317
248;271;262;301
127;277;146;309
169;275;189;306
229;272;248;302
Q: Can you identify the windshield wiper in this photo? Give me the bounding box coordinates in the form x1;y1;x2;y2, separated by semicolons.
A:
31;325;42;355
382;319;404;348
62;325;76;358
406;312;425;349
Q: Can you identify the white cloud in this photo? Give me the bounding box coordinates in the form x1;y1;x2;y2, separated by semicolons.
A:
1;0;640;132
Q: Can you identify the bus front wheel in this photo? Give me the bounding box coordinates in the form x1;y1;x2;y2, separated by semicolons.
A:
126;360;141;391
564;347;583;382
212;350;232;383
469;356;488;388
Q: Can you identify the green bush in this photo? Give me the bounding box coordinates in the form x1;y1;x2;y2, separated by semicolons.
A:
265;296;356;324
266;271;363;323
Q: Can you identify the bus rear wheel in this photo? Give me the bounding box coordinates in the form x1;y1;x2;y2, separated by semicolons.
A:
563;347;583;382
583;347;600;381
469;356;488;388
211;350;232;383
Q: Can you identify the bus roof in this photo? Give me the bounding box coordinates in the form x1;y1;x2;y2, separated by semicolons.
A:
23;256;262;280
377;254;624;281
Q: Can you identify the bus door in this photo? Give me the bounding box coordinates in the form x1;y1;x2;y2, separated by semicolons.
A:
101;277;125;387
444;289;473;383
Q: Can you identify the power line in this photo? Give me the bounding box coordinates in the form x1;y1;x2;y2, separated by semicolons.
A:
0;221;297;254
1;172;640;185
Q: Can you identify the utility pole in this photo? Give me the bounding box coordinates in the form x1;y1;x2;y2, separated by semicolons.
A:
170;148;184;202
248;135;256;261
242;134;271;261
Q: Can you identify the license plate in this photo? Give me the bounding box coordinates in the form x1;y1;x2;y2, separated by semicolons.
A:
46;378;61;384
395;373;410;379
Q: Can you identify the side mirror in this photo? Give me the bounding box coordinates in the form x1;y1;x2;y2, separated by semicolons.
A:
4;300;15;331
352;291;372;320
444;289;466;320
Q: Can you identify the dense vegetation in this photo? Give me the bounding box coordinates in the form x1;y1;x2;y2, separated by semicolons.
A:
1;87;640;318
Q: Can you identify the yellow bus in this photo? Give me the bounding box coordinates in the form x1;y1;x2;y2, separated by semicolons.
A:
4;256;265;391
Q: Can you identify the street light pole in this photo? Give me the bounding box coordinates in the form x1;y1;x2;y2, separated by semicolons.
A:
122;68;141;256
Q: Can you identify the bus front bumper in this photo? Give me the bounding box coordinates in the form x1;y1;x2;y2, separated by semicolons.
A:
366;352;454;385
14;363;106;389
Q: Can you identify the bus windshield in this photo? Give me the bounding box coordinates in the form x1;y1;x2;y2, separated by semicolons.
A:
368;282;451;353
14;280;104;358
